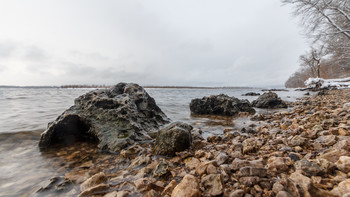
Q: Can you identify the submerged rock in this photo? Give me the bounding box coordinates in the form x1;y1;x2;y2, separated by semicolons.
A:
39;83;170;152
242;92;261;96
189;94;255;116
153;122;193;156
252;92;287;108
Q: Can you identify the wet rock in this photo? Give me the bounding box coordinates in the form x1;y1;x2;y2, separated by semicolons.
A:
189;94;255;116
232;158;263;171
316;135;337;146
339;128;350;136
314;158;335;174
215;152;229;165
229;189;245;197
272;178;299;197
37;176;74;194
207;135;222;143
39;83;170;152
295;159;322;176
206;163;217;174
288;152;302;161
289;171;335;197
153;160;170;178
252;92;287;108
239;177;260;187
242;92;261;96
288;136;307;147
267;156;293;173
313;124;324;132
242;138;261;154
133;178;148;192
331;179;350;196
161;180;177;196
104;191;118;197
153;122;192;156
144;189;160;197
80;172;108;192
319;149;350;163
79;184;110;197
171;174;200;197
200;174;224;196
336;156;350;172
276;191;294;197
128;155;151;169
184;157;200;170
238;166;267;178
195;161;217;176
120;145;142;159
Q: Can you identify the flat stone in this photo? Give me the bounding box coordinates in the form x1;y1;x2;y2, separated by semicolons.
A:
171;174;201;197
336;156;350;172
161;180;177;196
200;174;224;196
80;172;108;192
78;184;110;197
294;159;322;176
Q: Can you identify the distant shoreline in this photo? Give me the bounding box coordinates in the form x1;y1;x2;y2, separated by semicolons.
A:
0;85;258;89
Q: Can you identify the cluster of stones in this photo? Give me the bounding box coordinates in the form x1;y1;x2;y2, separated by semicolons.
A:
190;91;287;117
37;84;350;196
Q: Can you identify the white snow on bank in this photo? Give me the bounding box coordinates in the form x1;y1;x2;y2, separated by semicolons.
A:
305;77;350;89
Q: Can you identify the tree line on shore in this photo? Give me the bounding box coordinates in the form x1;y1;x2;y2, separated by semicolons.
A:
283;0;350;88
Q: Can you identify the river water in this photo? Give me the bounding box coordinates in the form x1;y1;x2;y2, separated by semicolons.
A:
0;87;306;196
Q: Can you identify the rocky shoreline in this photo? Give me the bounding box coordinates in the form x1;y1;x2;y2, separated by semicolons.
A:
35;88;350;197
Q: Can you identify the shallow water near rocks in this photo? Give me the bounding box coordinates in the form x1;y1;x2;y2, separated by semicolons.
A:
0;87;307;196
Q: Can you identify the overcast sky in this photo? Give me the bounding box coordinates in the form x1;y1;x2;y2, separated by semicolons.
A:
0;0;307;87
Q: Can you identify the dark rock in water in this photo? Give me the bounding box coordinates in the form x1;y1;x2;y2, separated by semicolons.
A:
252;92;287;108
189;94;255;116
39;83;170;152
154;122;192;156
242;92;261;96
262;88;289;92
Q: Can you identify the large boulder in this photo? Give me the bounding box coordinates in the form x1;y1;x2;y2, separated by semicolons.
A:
189;94;255;116
39;83;170;152
252;92;287;108
153;122;192;156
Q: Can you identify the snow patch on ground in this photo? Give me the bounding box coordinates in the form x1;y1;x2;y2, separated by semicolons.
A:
305;77;350;89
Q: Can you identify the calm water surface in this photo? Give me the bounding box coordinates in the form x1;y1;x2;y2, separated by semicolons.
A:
0;87;306;196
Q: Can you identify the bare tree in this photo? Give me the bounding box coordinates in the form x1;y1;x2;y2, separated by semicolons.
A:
299;47;324;78
283;0;350;88
282;0;350;42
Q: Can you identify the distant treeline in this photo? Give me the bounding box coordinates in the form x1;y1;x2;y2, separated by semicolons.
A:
60;85;111;88
60;85;254;89
143;86;253;89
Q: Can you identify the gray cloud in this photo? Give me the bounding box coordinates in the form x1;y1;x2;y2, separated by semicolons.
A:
0;41;16;59
23;46;48;62
0;1;307;87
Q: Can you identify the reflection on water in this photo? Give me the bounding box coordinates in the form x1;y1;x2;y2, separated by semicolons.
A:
0;87;307;196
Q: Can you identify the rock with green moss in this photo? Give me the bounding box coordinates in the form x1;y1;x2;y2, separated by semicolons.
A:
154;122;193;156
39;83;170;152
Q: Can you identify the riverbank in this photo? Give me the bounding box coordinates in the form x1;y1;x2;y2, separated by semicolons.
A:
30;88;350;196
